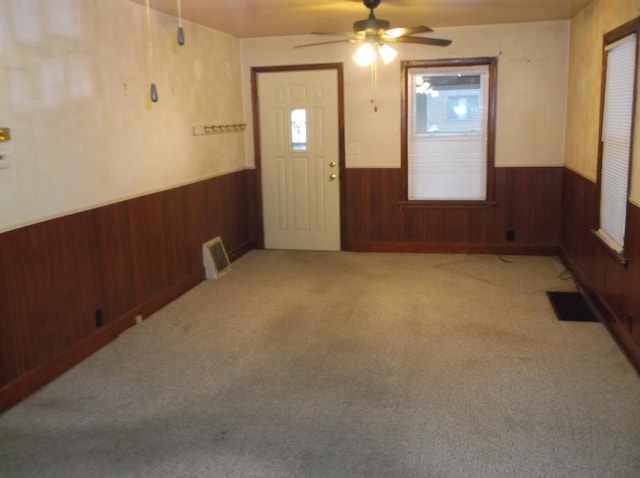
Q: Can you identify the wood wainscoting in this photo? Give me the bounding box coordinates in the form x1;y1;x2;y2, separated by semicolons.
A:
561;168;640;372
343;166;562;254
0;170;258;411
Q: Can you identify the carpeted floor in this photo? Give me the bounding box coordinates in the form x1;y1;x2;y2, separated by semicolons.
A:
1;251;639;477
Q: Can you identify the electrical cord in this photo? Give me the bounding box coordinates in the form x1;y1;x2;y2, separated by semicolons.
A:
552;255;580;290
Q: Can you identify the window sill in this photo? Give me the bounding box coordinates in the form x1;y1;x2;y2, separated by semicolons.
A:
398;200;498;209
591;229;628;267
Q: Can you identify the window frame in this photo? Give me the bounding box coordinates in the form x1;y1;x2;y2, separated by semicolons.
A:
593;18;640;266
400;57;498;207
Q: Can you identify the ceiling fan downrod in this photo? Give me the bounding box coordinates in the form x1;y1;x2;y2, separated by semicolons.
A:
355;0;389;33
363;0;381;10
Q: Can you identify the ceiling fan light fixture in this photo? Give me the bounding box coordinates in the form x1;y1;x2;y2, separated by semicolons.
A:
378;43;397;64
353;43;375;66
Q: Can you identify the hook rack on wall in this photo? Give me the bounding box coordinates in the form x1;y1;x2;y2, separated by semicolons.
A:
192;124;247;136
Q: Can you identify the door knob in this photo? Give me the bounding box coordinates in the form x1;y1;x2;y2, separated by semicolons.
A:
329;174;337;181
329;161;336;168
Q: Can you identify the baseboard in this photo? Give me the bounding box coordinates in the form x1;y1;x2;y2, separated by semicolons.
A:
560;250;640;375
344;241;561;256
0;273;204;413
227;239;258;262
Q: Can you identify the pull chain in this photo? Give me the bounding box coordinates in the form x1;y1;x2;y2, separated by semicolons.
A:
371;54;378;112
145;0;158;102
177;0;185;45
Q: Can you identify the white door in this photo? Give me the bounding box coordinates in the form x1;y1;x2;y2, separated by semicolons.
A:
258;69;340;251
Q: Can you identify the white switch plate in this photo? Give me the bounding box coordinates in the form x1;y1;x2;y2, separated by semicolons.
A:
0;151;10;169
347;142;361;155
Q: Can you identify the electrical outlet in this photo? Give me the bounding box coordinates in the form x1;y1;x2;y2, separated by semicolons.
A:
95;309;104;328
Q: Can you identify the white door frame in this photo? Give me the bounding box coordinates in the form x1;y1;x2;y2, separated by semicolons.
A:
251;63;345;250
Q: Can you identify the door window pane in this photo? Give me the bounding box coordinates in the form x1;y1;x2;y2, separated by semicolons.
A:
291;108;307;151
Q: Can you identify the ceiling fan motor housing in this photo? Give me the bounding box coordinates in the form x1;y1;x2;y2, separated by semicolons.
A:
354;16;390;34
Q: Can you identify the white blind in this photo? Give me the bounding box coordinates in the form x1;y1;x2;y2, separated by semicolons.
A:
408;65;489;200
599;33;637;252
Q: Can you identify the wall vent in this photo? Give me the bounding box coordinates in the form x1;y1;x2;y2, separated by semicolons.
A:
203;236;231;279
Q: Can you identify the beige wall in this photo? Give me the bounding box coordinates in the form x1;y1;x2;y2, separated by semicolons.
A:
8;1;635;231
0;0;245;232
241;21;570;170
565;0;640;205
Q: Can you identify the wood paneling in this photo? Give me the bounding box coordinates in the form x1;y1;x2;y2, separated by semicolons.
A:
48;211;102;352
344;166;562;253
625;205;640;346
203;170;257;261
162;187;191;286
369;169;403;242
0;170;257;410
92;202;136;324
245;169;261;251
561;168;640;371
561;168;599;278
182;181;209;275
505;167;562;244
0;223;55;385
127;193;171;304
343;168;370;245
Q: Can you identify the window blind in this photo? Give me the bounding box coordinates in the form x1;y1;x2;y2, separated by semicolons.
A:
408;65;489;200
598;33;637;252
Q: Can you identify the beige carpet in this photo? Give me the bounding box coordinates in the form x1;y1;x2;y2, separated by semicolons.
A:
1;251;639;477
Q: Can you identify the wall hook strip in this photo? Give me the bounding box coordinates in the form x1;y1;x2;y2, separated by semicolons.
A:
192;124;247;136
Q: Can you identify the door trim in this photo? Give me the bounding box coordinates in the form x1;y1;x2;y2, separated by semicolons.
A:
251;63;346;250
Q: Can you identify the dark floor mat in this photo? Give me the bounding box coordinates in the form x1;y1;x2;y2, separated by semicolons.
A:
546;291;598;322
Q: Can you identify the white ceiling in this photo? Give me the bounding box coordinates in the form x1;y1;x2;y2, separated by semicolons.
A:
129;0;593;38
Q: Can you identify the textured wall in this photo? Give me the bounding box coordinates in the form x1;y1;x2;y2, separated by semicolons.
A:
241;21;570;169
565;0;640;205
0;0;246;232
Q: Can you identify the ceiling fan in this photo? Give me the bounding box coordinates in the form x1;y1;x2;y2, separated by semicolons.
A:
295;0;452;62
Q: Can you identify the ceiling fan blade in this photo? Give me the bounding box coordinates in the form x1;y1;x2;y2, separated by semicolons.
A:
383;25;433;39
391;36;452;47
294;39;353;48
310;32;352;37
